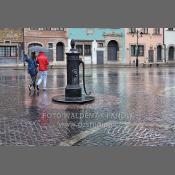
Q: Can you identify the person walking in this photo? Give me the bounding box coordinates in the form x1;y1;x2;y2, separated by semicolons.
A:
24;52;38;91
36;51;49;91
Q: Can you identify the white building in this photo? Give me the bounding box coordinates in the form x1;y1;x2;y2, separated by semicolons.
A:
67;39;106;65
165;28;175;61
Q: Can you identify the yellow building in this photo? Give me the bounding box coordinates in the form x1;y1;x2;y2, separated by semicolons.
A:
0;28;23;65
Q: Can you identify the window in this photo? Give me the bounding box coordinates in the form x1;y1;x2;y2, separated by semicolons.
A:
10;46;17;56
169;46;174;60
98;43;104;48
0;47;5;56
129;28;136;33
84;45;92;56
5;47;11;57
168;28;174;31
0;46;17;57
76;45;83;55
154;28;160;34
55;28;64;31
131;45;136;56
138;45;144;56
131;45;144;56
142;28;148;34
48;43;53;49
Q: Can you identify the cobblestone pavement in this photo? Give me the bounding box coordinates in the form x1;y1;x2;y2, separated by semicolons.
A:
1;67;175;146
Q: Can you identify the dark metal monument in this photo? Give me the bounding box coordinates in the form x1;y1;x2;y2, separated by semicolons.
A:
52;40;95;104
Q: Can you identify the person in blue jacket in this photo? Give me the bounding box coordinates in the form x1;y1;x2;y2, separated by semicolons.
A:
24;52;38;91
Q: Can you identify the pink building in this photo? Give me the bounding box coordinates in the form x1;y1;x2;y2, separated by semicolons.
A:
125;28;164;64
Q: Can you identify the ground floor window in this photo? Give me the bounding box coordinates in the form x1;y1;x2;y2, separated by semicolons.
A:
76;45;83;55
168;46;174;60
0;46;17;57
157;45;162;60
84;45;92;56
131;45;144;56
76;43;92;56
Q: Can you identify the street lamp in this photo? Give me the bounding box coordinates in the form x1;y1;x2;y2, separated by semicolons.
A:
131;29;143;67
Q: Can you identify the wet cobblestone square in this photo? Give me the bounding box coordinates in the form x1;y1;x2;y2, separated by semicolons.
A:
1;67;175;146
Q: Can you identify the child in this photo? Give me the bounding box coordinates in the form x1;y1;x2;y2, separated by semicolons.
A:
24;52;38;91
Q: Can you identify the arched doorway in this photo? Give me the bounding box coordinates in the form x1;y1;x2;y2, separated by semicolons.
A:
56;42;64;61
168;46;174;60
108;40;119;61
157;45;162;61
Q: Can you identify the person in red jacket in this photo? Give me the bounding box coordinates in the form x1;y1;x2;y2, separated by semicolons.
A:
36;52;49;91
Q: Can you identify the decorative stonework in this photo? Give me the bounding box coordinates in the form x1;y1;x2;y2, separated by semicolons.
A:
103;34;123;64
103;32;123;38
0;28;23;42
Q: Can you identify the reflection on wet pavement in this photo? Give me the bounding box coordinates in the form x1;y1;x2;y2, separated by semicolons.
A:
1;67;175;146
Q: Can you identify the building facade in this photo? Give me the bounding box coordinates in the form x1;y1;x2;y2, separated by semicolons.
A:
125;28;164;64
0;28;169;66
164;28;175;62
68;28;125;65
24;28;68;65
0;28;23;65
